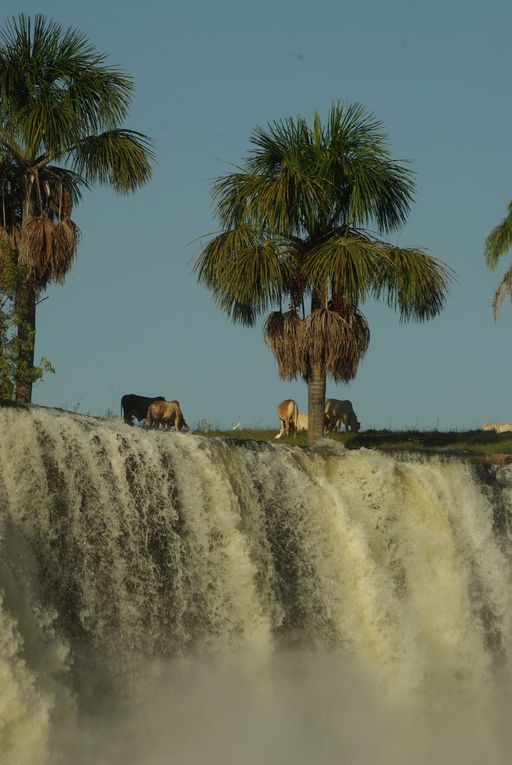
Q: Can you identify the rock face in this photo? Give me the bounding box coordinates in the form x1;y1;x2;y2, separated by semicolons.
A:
2;404;512;764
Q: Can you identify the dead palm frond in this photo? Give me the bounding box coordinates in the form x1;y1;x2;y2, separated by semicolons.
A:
19;217;79;285
264;310;307;378
264;306;370;381
307;307;370;380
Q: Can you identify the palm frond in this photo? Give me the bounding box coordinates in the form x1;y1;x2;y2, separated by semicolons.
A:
213;167;326;235
485;201;512;271
303;232;389;303
71;129;153;192
492;263;512;321
374;247;455;322
195;225;296;323
315;102;415;231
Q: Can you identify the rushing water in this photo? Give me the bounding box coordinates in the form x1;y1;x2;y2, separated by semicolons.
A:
1;404;512;764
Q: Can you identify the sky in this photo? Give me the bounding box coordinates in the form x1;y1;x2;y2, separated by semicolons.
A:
2;0;512;430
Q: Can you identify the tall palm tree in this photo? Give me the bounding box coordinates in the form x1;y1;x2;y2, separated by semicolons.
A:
484;201;512;320
195;103;453;444
0;14;154;402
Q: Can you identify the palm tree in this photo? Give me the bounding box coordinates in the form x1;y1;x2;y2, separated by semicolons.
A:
195;103;453;444
484;201;512;320
0;14;154;402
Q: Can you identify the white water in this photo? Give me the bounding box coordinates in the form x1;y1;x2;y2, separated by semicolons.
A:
1;405;512;764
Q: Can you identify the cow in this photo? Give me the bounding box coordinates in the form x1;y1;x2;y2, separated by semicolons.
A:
121;394;166;425
146;399;188;431
274;399;299;439
481;423;497;432
325;398;360;432
296;411;330;434
296;412;308;432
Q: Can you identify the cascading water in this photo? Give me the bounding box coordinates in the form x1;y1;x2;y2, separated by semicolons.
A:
1;403;512;764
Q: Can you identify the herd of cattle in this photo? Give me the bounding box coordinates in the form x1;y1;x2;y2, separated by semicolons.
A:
119;395;512;438
275;398;360;438
120;393;361;437
481;422;512;434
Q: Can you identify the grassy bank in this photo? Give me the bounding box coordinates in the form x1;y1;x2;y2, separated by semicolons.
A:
193;427;512;455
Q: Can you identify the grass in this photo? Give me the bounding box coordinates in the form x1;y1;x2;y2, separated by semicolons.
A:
191;427;512;455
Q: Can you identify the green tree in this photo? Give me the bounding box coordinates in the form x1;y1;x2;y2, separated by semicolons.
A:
195;103;453;444
484;201;512;319
0;14;154;402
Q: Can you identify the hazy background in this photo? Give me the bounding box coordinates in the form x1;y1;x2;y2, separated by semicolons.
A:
3;0;511;430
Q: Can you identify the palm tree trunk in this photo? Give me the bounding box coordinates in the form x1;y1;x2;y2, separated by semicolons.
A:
13;189;37;403
307;368;326;445
14;279;36;403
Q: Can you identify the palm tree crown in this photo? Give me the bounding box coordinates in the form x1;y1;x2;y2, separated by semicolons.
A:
0;14;154;400
196;103;453;444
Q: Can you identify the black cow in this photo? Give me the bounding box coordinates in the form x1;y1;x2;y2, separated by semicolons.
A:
121;394;166;425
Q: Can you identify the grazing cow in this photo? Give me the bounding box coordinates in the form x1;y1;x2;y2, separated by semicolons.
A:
481;423;497;432
296;412;330;434
121;394;166;425
296;412;308;432
325;398;361;432
146;399;188;431
275;399;299;439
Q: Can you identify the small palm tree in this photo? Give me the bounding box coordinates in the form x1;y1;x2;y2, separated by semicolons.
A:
195;103;453;444
0;14;154;401
484;201;512;320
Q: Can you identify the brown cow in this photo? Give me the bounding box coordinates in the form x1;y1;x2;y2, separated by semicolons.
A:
146;400;188;431
275;399;299;439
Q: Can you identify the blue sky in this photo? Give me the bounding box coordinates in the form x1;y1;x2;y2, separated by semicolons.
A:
4;0;512;429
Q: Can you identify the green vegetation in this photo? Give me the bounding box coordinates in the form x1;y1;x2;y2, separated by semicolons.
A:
192;427;512;455
0;243;53;398
195;103;454;445
0;14;154;402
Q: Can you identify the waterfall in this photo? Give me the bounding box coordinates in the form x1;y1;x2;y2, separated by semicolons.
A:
1;404;512;764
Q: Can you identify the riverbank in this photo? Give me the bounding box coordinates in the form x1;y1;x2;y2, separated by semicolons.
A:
197;427;512;464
